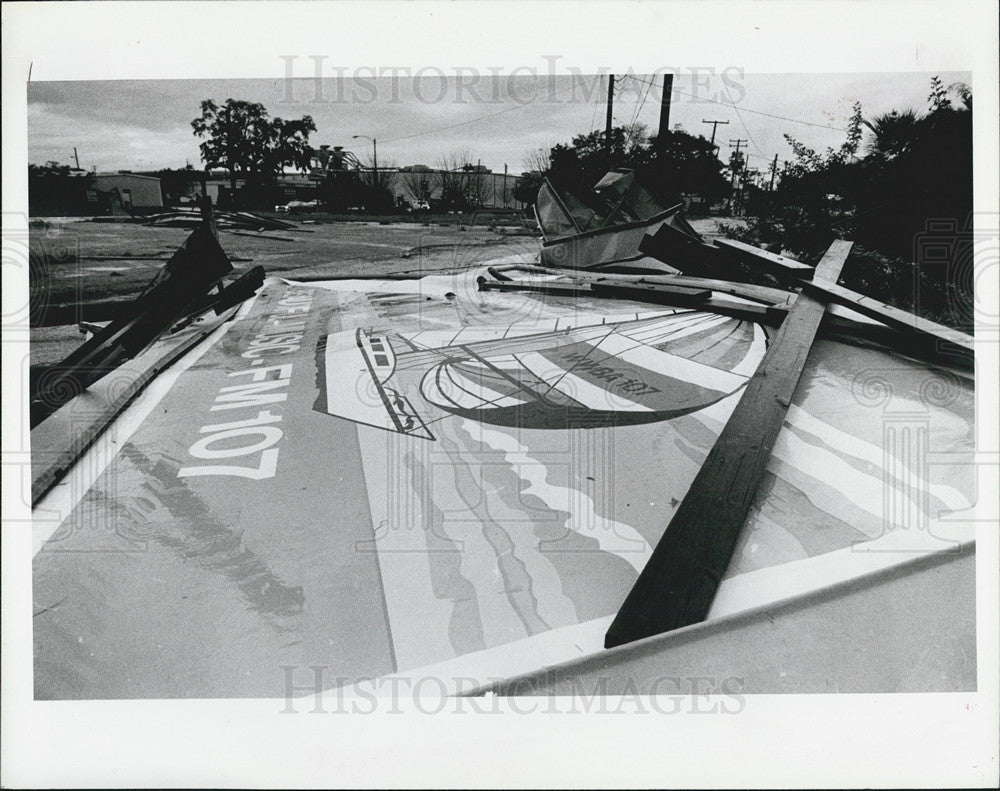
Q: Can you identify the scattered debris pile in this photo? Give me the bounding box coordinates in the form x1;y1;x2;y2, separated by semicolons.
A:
144;208;300;232
480;170;976;648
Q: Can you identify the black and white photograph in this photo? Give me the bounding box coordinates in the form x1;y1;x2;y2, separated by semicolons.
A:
3;1;998;788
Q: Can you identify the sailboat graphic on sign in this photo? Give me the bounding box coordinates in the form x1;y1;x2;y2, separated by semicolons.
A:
315;309;767;438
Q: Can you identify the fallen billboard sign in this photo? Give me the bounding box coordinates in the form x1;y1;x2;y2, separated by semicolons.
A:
32;268;976;698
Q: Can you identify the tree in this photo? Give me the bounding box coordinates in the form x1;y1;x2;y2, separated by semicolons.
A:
191;99;316;207
318;169;364;212
437;151;475;211
646;129;729;206
268;116;317;174
547;124;651;195
499;174;515;208
28;161;95;216
723;80;972;331
153;165;204;205
360;154;396;213
725;149;748;215
863;109;921;159
403;170;434;205
463;164;492;209
511;124;727;210
523;147;551;175
513;171;545;207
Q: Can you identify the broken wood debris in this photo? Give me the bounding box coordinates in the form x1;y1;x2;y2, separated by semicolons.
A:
477;261;972;373
144;208;298;232
229;231;296;243
30;203;267;428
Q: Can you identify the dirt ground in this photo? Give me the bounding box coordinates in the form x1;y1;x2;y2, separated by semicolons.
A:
28;215;736;367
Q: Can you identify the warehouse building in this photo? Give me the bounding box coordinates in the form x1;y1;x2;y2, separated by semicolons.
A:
93;172;163;209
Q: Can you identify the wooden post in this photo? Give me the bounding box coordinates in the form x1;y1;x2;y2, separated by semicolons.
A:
604;240;854;648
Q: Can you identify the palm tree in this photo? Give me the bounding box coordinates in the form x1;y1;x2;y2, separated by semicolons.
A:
862;109;922;160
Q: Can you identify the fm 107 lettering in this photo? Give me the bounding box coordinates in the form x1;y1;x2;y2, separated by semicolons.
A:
178;290;314;480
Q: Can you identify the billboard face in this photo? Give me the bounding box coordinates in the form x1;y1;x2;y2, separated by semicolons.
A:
33;273;976;698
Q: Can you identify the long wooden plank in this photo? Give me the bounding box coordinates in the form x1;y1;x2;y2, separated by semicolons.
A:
604;239;853;648
476;278;591;298
714;237;815;283
563;270;795;307
481;275;775;323
590;281;711;307
801;278;973;354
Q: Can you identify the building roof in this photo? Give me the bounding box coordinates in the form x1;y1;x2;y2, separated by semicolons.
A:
94;172;163;182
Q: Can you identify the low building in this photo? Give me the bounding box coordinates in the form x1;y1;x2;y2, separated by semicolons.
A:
93;172;163;209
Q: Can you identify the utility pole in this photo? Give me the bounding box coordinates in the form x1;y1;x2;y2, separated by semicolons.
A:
768;153;779;192
728;139;748;215
73;147;81;170
605;74;615;159
701;119;729;152
658;74;674;137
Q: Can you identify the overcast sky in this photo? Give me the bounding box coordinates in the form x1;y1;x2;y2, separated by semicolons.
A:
27;71;970;175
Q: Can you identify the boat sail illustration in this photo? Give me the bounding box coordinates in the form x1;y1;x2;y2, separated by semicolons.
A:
316;308;767;437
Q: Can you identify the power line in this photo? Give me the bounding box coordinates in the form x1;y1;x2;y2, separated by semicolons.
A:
387;74;850;149
724;79;763;156
627;73;850;132
588;77;602;132
381;80;583;145
623;73;656;152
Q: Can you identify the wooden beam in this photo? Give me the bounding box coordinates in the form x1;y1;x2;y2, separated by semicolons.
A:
476;277;591;299
590;281;711;307
480;275;775;322
714;237;815;282
800;278;973;357
551;269;795;307
604;239;853;649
